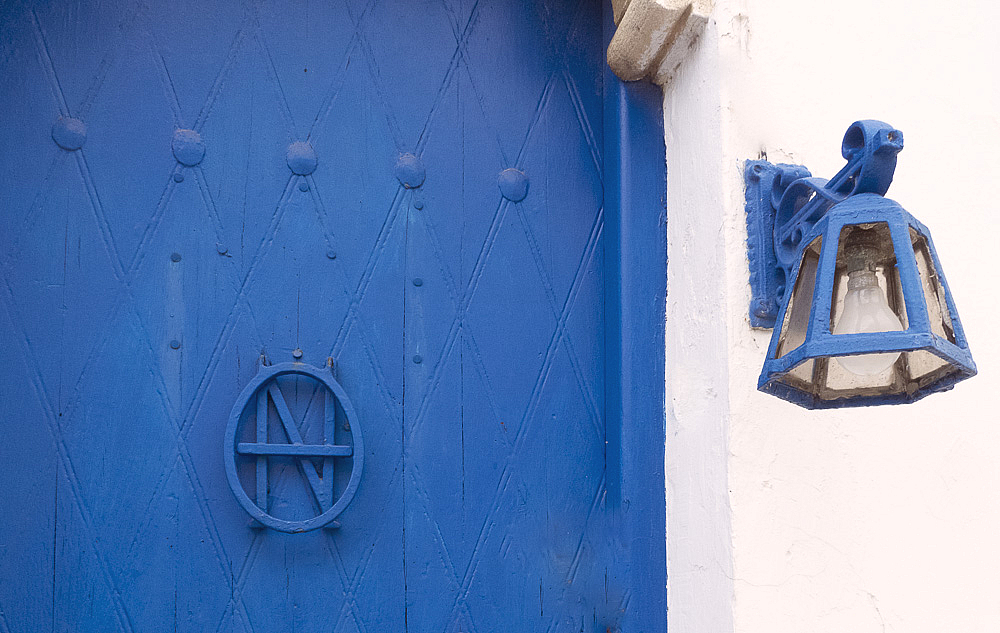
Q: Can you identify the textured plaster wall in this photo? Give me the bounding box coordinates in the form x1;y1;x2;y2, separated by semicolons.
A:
662;1;1000;632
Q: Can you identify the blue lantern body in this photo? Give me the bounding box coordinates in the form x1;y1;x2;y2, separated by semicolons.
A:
746;121;976;408
759;195;976;408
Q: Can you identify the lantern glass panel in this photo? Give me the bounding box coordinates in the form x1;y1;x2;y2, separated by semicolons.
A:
776;236;822;358
815;348;957;403
822;350;901;394
776;359;816;392
772;347;961;405
887;254;909;330
910;227;956;343
829;222;906;335
905;349;953;386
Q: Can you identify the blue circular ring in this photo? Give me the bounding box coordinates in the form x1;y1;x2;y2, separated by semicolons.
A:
224;361;364;533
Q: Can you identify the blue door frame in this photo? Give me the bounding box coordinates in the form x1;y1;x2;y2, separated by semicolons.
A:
0;1;666;630
602;3;669;627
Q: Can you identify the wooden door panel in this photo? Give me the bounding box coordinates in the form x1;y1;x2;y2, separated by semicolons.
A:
0;1;634;631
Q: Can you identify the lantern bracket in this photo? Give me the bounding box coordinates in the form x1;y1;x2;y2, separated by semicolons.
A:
745;120;904;327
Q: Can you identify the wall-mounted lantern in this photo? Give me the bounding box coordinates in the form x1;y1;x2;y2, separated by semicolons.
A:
745;120;976;408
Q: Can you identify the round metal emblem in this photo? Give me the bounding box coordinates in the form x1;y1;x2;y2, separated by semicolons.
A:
224;361;363;533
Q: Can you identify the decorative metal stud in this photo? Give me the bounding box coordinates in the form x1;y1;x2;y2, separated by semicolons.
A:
498;168;529;202
172;129;205;166
286;141;318;175
51;117;86;151
395;153;425;188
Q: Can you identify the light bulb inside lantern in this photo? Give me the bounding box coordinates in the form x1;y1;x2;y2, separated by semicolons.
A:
833;268;903;375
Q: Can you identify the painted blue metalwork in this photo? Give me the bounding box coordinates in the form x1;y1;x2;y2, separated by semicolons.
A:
746;121;976;408
746;120;903;326
224;361;363;533
0;0;666;631
171;129;206;167
285;141;318;176
497;168;530;202
51;116;87;151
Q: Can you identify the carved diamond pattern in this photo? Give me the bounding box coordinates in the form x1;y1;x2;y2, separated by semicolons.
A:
397;0;607;630
0;0;607;631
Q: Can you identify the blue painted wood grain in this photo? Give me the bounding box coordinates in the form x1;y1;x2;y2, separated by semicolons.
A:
0;0;665;631
602;1;669;627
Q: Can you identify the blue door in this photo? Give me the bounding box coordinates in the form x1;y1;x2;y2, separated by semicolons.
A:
0;0;660;631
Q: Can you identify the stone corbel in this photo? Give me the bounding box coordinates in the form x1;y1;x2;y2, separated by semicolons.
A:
607;0;714;85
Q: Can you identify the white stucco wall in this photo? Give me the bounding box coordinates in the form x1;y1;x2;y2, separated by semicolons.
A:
662;1;1000;632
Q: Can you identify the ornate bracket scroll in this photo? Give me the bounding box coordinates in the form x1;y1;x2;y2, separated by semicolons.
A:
744;120;904;327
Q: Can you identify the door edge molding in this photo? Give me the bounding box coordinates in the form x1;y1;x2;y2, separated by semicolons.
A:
603;3;668;630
